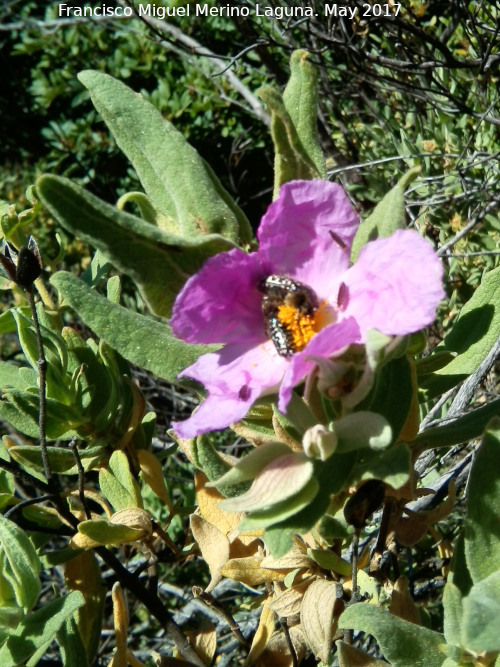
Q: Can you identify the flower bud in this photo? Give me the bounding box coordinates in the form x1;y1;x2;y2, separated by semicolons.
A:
303;424;338;461
0;236;42;289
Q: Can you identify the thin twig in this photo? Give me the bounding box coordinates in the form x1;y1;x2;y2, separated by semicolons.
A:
0;457;51;494
24;288;51;483
438;199;500;255
351;529;360;602
4;493;56;520
279;616;298;667
192;586;249;650
69;437;92;519
94;549;205;667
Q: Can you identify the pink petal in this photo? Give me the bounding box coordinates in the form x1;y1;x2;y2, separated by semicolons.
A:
278;317;361;413
257;180;359;302
170;248;268;345
341;230;444;337
172;342;289;438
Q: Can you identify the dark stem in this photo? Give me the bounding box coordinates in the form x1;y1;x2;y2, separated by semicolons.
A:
0;457;51;494
69;437;91;519
280;617;298;667
193;586;249;650
351;528;360;601
97;548;206;667
374;497;395;557
25;288;51;483
4;493;58;520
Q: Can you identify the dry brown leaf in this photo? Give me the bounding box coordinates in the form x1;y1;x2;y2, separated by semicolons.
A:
229;536;261;560
186;618;217;666
137;448;173;511
389;575;421;625
269;579;313;619
301;579;344;663
110;508;152;536
244;599;276;666
110;583;128;667
221;555;289;587
396;480;456;547
337;639;389;666
261;544;311;571
189;514;230;592
194;471;246;535
256;625;307;667
70;532;101;550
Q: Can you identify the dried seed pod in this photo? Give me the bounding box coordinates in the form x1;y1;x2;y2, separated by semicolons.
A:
344;479;385;529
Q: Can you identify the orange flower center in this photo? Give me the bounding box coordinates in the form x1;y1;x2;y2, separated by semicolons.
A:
276;301;330;353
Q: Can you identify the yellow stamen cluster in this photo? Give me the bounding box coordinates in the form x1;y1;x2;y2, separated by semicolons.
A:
277;301;328;353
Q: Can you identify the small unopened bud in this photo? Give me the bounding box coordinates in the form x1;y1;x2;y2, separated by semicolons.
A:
0;236;42;289
303;424;338;461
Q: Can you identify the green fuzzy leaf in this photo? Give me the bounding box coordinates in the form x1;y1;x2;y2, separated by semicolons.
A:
0;387;79;440
442;582;463;648
210;442;291;488
40;549;84;570
448;533;473;597
262;528;295;560
282;50;326;179
411;399;500;450
263;451;359;544
0;440;15;496
64;551;105;665
8;444;106;475
259;86;321;199
0;591;84;666
106;275;121;305
419;266;500;400
99;451;142;511
462;571;500;653
350;443;411;490
318;513;351;543
22;506;63;531
0;605;23;630
50;271;215;384
358;355;413;446
307;548;351;576
334;412;392;453
240;478;319;532
0;311;15;334
351;167;421;262
62;327;112;420
0;516;41;613
77;70;251;245
116;191;175;231
56;617;89;667
38;175;237;318
415;350;456;375
191;434;231;476
338;603;446;667
464;418;500;583
0;361;36;391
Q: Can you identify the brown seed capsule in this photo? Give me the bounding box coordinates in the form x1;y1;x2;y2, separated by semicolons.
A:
344;479;385;529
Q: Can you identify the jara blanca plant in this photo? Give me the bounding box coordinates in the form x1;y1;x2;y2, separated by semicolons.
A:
0;49;499;667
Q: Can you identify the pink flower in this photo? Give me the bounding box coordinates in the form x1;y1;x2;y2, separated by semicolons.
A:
171;180;444;438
